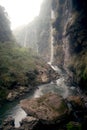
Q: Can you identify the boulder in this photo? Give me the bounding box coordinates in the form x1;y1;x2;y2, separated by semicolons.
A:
20;92;69;124
6;91;18;101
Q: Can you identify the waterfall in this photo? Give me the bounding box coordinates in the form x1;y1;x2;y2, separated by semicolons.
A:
34;29;39;53
50;26;54;63
23;28;38;53
50;10;55;64
24;28;28;47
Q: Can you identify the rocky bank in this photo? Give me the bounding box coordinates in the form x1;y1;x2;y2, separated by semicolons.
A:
1;92;87;130
6;64;59;102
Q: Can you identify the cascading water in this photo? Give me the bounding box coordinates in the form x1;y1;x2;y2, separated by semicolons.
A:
24;28;38;53
24;28;28;47
34;29;39;53
48;3;78;99
50;10;55;63
50;26;54;63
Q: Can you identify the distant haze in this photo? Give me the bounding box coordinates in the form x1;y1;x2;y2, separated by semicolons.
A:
0;0;43;29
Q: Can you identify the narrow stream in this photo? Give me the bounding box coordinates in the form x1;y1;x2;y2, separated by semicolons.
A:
0;66;78;128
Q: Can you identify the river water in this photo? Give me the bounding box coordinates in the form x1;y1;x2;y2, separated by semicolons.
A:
0;66;78;128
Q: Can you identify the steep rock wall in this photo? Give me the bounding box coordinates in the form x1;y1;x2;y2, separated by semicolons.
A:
14;0;51;62
52;0;87;89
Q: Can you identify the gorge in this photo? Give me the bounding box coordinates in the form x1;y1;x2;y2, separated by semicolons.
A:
0;0;87;130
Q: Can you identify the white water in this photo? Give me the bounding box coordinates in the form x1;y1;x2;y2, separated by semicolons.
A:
50;26;54;63
50;10;55;63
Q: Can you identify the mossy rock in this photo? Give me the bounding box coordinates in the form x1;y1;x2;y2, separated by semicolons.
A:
67;122;82;130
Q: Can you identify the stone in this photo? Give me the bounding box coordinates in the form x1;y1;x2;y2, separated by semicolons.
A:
67;96;84;109
20;92;69;124
3;117;14;126
20;116;39;130
41;73;50;83
2;117;15;130
6;92;18;101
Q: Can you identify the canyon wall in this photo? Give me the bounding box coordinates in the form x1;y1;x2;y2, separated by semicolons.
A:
52;0;87;90
14;0;51;61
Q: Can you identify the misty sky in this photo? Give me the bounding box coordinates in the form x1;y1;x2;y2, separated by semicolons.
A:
0;0;43;29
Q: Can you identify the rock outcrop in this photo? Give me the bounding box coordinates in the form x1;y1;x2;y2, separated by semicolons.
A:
51;0;87;90
20;92;69;124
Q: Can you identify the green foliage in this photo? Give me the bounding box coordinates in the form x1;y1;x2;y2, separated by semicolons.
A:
0;42;45;101
67;122;82;130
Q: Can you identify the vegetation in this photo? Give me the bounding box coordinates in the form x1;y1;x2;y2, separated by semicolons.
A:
0;42;45;103
0;5;47;104
67;122;82;130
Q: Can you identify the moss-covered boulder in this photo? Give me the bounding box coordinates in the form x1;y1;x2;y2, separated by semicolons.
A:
20;92;69;124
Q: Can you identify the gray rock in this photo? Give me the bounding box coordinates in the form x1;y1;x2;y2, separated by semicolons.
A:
2;117;15;130
20;92;69;124
20;116;39;130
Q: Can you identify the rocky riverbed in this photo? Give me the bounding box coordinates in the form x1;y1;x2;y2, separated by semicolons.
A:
6;64;59;102
1;65;87;130
1;92;87;130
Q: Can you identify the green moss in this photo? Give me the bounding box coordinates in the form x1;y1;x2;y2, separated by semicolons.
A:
67;122;82;130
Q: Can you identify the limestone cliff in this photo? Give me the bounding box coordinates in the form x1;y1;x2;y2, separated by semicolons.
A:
52;0;87;90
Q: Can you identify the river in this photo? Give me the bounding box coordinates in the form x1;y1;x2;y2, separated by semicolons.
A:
0;66;78;128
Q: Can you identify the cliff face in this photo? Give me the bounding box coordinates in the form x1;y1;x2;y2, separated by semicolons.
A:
52;0;87;89
0;6;13;42
14;0;51;61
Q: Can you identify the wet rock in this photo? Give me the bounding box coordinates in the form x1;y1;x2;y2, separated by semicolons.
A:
20;116;39;130
6;92;18;101
2;117;15;130
67;96;84;109
3;117;14;126
20;92;69;124
6;86;32;101
41;73;50;83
